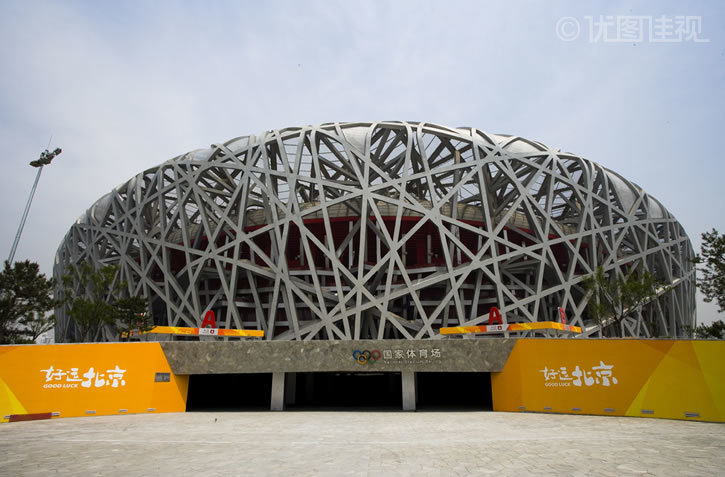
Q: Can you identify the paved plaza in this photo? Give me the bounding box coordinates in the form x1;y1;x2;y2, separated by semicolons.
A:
1;411;724;476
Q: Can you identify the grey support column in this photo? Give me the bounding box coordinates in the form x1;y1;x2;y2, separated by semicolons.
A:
271;372;285;411
402;371;416;411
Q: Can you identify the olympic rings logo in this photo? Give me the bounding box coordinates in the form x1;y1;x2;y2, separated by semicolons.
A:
352;349;381;365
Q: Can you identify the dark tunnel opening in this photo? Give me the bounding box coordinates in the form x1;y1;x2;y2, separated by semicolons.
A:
416;372;492;410
186;373;272;411
288;372;402;410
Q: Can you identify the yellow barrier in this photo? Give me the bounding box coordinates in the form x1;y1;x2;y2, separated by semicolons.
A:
3;338;722;423
0;343;188;422
125;326;264;338
440;321;582;335
491;339;725;422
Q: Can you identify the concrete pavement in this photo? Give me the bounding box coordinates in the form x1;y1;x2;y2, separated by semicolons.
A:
1;411;723;476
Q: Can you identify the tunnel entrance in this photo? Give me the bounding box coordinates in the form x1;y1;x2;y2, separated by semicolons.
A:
289;372;402;410
185;371;492;411
186;373;272;411
416;372;492;410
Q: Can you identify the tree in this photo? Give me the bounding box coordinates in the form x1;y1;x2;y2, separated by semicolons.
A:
0;260;55;344
61;262;154;342
694;229;725;313
21;312;56;342
61;262;120;342
582;264;662;337
689;319;725;339
115;296;153;340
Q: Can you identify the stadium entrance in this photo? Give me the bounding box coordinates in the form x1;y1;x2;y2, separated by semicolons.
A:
416;372;492;410
186;373;272;411
288;372;402;409
163;340;509;411
185;371;492;411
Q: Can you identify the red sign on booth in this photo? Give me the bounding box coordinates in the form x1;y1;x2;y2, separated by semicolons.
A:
488;307;503;326
201;310;216;328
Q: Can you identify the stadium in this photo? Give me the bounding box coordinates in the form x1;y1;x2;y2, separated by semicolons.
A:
53;121;696;343
46;121;701;412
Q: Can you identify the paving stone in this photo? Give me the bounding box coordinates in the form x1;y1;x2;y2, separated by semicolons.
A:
0;411;723;475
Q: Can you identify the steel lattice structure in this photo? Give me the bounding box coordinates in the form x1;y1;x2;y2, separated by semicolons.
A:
54;122;695;342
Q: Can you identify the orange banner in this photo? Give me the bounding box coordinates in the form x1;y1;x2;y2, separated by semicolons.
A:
440;321;581;335
125;326;264;338
491;339;725;422
0;343;188;422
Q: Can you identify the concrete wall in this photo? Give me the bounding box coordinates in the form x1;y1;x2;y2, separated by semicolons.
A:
159;339;516;374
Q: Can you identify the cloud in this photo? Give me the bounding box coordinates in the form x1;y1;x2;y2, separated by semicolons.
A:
0;0;722;324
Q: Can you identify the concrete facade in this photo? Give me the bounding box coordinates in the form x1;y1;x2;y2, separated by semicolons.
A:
164;339;514;411
159;338;516;374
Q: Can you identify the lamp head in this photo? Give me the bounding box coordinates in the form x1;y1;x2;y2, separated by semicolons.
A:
29;147;62;168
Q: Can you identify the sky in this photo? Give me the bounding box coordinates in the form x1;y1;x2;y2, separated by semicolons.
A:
0;0;722;325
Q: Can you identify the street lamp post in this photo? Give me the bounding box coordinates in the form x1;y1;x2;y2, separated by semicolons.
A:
7;147;62;263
